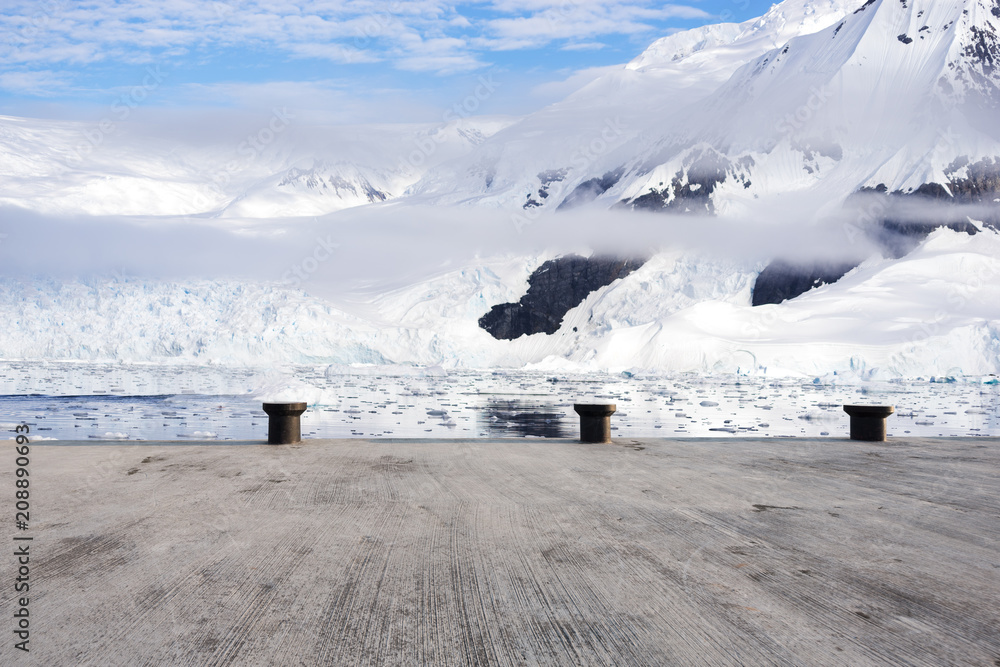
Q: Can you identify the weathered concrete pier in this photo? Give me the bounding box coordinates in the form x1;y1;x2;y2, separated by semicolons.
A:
3;436;999;665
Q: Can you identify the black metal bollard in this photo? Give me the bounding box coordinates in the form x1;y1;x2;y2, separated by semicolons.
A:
843;405;894;441
574;404;616;443
262;402;307;444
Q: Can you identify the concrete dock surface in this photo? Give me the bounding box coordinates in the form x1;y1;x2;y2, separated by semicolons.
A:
3;436;999;666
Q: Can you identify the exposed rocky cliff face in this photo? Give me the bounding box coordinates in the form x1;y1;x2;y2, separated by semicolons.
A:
752;216;984;305
752;157;1000;305
872;218;982;259
557;169;624;211
523;169;569;209
277;163;390;203
479;255;644;339
752;260;860;306
752;221;984;306
620;149;754;215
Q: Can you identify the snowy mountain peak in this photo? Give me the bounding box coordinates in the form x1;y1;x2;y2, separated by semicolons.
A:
1;0;996;222
830;0;1000;110
0;114;516;218
410;0;883;212
624;23;745;71
2;0;1000;377
735;0;865;46
625;0;860;71
604;0;1000;214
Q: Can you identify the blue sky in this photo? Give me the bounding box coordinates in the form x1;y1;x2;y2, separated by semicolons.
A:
0;0;783;124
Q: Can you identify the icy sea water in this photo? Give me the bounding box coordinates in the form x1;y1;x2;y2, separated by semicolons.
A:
2;361;999;442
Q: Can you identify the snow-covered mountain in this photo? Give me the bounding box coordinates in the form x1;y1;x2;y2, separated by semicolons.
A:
611;0;1000;214
413;0;1000;216
2;0;999;377
3;0;995;219
219;118;513;218
410;0;867;209
0;114;514;217
3;226;1000;377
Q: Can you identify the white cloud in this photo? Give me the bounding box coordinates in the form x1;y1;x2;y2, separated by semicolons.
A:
176;79;444;124
561;42;607;51
529;64;621;100
0;0;710;77
285;42;382;65
388;34;487;74
480;1;710;49
0;70;71;96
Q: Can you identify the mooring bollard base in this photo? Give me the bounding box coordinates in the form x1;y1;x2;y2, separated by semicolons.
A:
843;405;894;442
262;402;308;444
574;404;616;443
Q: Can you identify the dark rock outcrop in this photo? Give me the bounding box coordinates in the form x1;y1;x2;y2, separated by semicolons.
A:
751;216;982;307
277;163;389;203
622;148;753;214
858;157;998;257
872;218;980;259
751;260;860;306
752;157;1000;306
853;0;876;14
479;255;644;340
523;169;568;209
557;168;624;210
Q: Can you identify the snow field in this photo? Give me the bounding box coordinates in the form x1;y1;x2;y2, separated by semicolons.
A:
1;228;998;378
